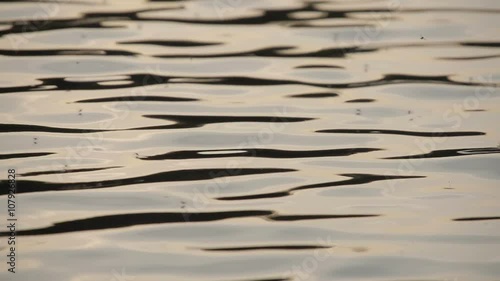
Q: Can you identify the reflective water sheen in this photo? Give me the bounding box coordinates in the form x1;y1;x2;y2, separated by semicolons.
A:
0;0;499;280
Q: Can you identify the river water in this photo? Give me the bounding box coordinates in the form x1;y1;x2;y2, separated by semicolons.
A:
0;0;499;280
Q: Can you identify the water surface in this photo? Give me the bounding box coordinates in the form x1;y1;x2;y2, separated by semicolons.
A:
0;0;499;280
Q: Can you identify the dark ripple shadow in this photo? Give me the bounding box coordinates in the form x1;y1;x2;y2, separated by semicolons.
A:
139;4;500;25
155;46;373;58
289;23;373;28
345;99;376;103
0;168;295;195
353;41;500;52
268;214;380;221
0;73;493;95
0;17;124;38
74;95;199;103
218;191;292;201
460;42;500;48
0;210;274;236
139;148;381;160
291;174;423;192
0;152;54;160
0;113;312;134
295;65;344;69
203;245;332;252
138;4;353;25
119;40;222;47
0;7;181;37
0;210;380;236
384;147;500;159
0;73;168;94
464;109;486;112
217;174;424;201
19;166;122;177
1;2;498;41
162;74;494;89
5;40;496;59
438;54;500;60
0;123;108;134
317;129;485;137
289;92;339;98
139;114;314;130
0;49;138;56
453;216;500;221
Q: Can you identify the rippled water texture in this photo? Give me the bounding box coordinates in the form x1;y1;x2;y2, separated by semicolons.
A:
0;0;500;280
